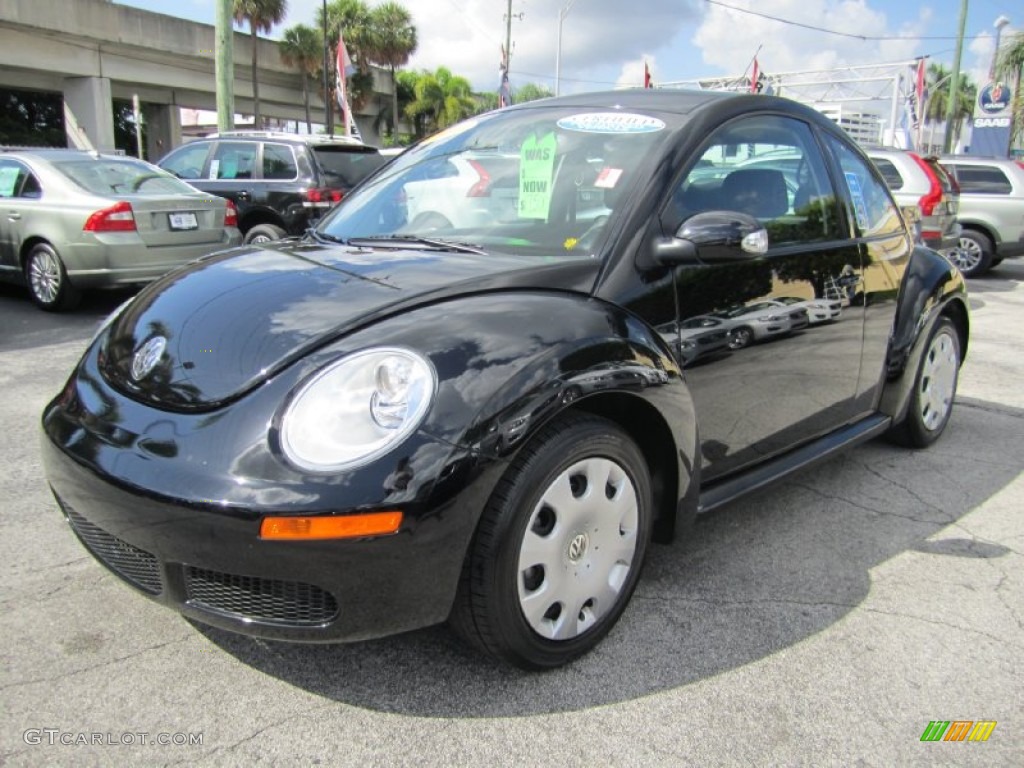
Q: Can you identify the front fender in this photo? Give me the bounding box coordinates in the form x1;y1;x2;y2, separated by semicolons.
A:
878;246;969;422
351;291;701;541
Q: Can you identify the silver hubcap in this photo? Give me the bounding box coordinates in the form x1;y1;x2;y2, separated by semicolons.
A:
919;330;958;431
28;249;61;304
517;457;639;641
950;238;982;271
249;234;273;244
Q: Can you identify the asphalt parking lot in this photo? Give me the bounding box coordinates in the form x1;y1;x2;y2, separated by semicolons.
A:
1;262;1021;767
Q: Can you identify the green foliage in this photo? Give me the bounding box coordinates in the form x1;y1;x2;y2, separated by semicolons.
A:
404;67;475;140
0;88;64;147
232;0;288;34
515;83;554;103
112;99;146;158
996;32;1024;145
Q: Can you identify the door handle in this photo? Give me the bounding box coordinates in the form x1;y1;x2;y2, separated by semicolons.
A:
236;191;251;202
7;211;20;220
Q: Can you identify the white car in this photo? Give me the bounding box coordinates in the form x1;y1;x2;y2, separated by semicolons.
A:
402;154;519;230
705;301;808;350
767;296;842;324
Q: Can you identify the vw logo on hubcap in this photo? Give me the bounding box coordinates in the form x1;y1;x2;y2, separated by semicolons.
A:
131;336;167;381
567;532;589;562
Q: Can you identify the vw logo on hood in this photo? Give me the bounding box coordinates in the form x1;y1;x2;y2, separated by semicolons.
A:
131;336;167;381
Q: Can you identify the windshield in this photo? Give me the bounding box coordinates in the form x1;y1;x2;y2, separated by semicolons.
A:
55;159;197;196
316;107;672;257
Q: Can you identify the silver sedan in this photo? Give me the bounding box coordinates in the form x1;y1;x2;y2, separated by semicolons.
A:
0;149;241;310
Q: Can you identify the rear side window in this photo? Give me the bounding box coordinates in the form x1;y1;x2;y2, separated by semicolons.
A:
210;142;257;180
871;158;904;190
263;143;297;180
950;165;1012;195
0;159;40;198
824;137;902;238
312;147;388;187
160;142;210;180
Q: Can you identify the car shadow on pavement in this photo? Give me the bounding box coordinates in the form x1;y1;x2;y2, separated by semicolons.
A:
195;397;1022;717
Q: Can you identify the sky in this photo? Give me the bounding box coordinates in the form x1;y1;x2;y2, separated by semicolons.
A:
115;0;1020;97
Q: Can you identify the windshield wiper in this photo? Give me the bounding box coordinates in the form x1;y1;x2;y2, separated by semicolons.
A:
347;235;487;255
306;229;347;244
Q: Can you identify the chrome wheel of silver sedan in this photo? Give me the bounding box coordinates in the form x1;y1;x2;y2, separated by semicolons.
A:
517;457;639;640
450;412;653;669
25;243;79;311
918;326;958;432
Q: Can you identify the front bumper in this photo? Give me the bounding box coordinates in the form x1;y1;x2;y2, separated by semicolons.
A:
40;434;474;642
39;344;486;643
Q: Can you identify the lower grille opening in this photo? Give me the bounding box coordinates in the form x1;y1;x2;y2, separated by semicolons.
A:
185;567;338;627
63;505;163;595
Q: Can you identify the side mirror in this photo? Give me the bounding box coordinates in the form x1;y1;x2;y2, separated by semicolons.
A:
652;211;768;266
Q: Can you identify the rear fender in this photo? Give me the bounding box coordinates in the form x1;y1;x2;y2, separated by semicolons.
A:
878;246;969;422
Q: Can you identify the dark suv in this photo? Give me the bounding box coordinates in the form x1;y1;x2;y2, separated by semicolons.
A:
157;132;386;243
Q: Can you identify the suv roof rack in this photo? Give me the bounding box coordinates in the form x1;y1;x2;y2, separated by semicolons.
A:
207;130;365;146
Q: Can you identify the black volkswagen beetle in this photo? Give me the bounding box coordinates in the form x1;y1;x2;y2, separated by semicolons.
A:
41;90;968;669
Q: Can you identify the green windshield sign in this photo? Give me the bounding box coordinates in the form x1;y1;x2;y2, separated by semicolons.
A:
518;132;556;219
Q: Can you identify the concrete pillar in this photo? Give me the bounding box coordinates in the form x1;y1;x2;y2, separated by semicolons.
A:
63;76;115;152
142;103;182;163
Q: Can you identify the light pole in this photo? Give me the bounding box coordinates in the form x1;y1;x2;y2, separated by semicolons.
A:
943;0;968;154
555;0;579;97
991;16;1011;80
322;0;333;136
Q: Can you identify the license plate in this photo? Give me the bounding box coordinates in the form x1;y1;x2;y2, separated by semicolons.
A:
168;212;198;230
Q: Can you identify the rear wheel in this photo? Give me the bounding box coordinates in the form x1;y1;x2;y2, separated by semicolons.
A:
24;243;80;311
243;223;286;244
450;413;653;669
888;316;960;448
949;230;994;277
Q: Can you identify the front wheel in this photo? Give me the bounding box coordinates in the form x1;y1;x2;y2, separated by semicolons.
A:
450;413;653;669
24;243;80;311
729;326;754;350
888;316;961;448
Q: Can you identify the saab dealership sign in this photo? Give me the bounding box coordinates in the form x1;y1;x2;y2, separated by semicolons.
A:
971;81;1013;156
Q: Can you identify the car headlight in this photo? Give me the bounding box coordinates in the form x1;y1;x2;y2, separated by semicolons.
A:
279;347;436;473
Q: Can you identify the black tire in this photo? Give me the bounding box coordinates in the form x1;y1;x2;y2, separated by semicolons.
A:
729;326;754;349
952;230;994;278
450;412;653;669
243;223;287;244
888;316;961;448
24;243;80;311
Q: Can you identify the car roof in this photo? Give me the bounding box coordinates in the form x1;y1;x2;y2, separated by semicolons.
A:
0;148;140;163
504;88;738;116
205;131;367;147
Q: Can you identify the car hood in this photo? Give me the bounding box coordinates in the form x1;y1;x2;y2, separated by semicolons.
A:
101;241;599;409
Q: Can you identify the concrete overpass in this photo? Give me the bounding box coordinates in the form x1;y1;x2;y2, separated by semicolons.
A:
0;0;390;157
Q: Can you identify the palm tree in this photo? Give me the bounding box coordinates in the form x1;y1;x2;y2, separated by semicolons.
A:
366;2;417;139
996;31;1024;145
233;0;289;128
405;67;474;139
923;63;975;149
279;24;321;133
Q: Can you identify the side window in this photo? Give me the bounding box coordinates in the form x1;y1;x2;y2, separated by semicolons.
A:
262;143;297;180
667;114;842;245
0;159;39;199
951;165;1012;195
871;159;904;190
210;142;257;180
824;136;902;238
159;143;210;180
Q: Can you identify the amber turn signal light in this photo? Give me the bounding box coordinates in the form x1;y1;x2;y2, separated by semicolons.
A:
259;511;402;540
